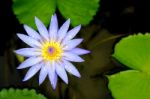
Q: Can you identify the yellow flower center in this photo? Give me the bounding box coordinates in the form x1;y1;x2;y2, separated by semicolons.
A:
41;41;63;61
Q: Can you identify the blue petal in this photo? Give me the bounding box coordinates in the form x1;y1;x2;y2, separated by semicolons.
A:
57;19;70;42
35;16;49;41
23;62;42;81
49;72;57;90
47;61;57;89
70;48;90;55
17;57;43;69
24;25;41;40
17;33;42;48
62;25;81;43
63;52;84;62
49;14;58;41
15;48;41;57
39;63;48;85
62;39;83;50
55;62;68;84
63;60;81;77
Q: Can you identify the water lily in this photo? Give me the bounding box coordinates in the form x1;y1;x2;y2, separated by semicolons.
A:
15;14;90;89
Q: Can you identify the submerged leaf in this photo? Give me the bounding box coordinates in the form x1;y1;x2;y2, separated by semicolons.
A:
68;29;116;99
16;54;24;62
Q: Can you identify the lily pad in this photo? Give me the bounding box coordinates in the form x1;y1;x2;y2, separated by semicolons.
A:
113;33;150;74
0;88;46;99
108;70;150;99
13;0;100;27
13;0;56;28
57;0;99;26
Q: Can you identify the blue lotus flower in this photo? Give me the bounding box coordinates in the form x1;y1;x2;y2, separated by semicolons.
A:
15;14;90;89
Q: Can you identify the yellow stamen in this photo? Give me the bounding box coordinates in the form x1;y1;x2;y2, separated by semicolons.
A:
41;41;63;61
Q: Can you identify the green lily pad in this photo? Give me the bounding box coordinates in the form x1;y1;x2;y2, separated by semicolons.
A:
108;70;150;99
0;88;46;99
57;0;99;26
13;0;100;28
113;33;150;74
13;0;56;28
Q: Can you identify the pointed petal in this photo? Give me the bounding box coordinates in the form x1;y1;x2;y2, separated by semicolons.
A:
51;73;57;89
63;52;84;62
63;25;81;42
63;60;81;77
57;19;70;42
23;62;42;81
24;25;41;40
47;62;57;89
70;48;90;55
55;62;68;84
49;14;58;40
15;48;41;57
17;33;42;48
39;64;48;85
17;57;43;69
62;39;83;50
35;17;49;41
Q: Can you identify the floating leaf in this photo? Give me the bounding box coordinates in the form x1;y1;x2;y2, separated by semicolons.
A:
13;0;56;28
13;0;100;27
108;70;150;99
0;88;46;99
113;33;150;74
57;0;100;26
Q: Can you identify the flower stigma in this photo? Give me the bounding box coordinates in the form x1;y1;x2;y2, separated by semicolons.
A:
41;41;63;61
